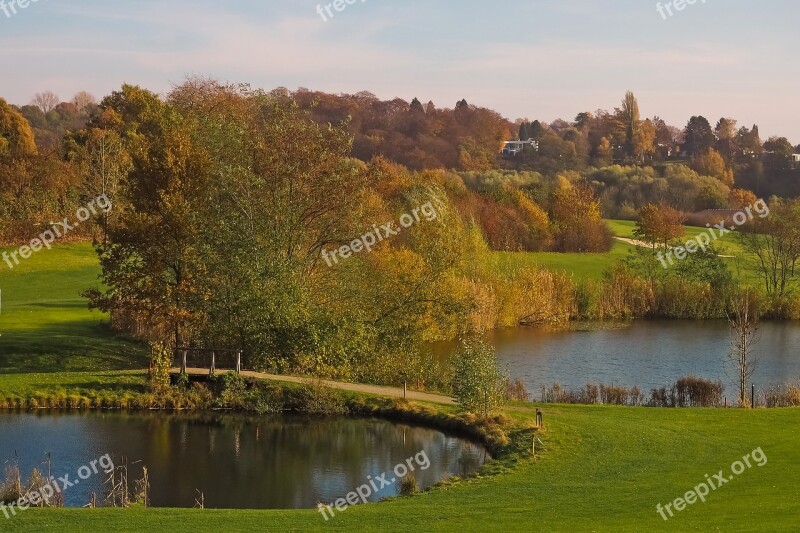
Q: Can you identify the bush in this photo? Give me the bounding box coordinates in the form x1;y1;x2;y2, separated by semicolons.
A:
505;379;529;402
149;342;172;392
244;382;284;414
214;373;248;409
673;376;724;407
397;473;418;496
291;379;347;415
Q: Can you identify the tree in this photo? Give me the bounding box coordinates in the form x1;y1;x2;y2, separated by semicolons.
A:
683;116;715;158
693;148;734;186
634;203;686;249
31;91;60;114
763;136;794;176
618;91;640;159
738;199;800;298
71;91;98;114
729;188;757;209
727;289;760;407
715;118;738;164
452;337;505;418
551;178;613;252
0;98;38;156
632;118;656;163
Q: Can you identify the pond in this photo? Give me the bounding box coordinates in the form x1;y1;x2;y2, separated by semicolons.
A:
434;320;800;400
0;413;488;509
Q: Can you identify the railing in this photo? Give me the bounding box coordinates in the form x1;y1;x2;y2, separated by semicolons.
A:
173;347;243;376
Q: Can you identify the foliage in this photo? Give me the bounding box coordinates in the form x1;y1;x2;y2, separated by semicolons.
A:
452;337;506;418
634;203;686;248
149;342;172;392
289;379;348;416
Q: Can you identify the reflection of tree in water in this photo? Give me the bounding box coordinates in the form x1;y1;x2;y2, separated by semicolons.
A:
7;413;487;509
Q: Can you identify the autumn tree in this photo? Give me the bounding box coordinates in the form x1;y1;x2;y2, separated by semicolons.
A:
632;118;657;163
71;91;98;115
728;188;758;209
551;178;614;252
634;203;686;249
692;148;734;186
0;98;38;156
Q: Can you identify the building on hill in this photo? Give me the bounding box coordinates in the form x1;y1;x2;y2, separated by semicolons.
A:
502;138;539;156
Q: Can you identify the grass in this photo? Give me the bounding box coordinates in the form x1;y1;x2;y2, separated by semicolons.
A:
0;242;148;373
0;241;798;531
3;404;798;532
496;220;757;282
0;370;147;397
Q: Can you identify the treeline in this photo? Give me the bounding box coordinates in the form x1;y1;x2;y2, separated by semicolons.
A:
508;92;800;199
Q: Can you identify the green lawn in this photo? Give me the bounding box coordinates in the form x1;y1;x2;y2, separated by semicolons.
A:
3;404;798;532
496;240;636;281
495;221;758;283
0;242;147;373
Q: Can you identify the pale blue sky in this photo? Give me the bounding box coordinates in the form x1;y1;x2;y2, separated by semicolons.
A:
2;0;798;141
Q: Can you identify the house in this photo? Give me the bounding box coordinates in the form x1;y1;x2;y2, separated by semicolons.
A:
502;139;539;156
793;154;800;168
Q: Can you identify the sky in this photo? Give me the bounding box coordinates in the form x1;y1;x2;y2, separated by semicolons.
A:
2;0;799;141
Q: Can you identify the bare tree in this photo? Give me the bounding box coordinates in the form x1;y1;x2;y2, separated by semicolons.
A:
738;200;800;298
71;91;97;114
31;91;60;114
727;289;760;407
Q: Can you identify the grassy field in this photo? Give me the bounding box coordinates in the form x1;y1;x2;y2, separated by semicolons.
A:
0;242;147;373
3;404;798;532
497;220;755;282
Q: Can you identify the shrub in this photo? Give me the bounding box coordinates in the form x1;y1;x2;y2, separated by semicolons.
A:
150;342;172;393
291;379;347;415
397;473;418;496
243;382;284;414
214;373;248;409
505;378;529;402
673;376;724;407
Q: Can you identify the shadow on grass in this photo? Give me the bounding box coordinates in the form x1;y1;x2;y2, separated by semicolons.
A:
0;319;148;374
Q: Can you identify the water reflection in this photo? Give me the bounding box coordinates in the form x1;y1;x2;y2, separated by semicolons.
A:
0;412;487;509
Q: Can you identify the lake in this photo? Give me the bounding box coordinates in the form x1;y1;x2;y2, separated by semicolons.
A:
0;412;487;509
435;320;800;400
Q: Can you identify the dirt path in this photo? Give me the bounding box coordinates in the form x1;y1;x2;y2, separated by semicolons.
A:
615;237;734;258
178;368;455;405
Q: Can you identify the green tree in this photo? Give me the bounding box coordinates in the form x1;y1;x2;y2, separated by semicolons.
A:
618;91;640;159
683;116;715;157
452;337;506;418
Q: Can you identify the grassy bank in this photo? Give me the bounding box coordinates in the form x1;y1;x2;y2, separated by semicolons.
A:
2;404;798;532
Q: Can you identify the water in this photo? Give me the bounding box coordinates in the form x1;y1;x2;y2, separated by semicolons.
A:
0;412;487;509
435;320;800;398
